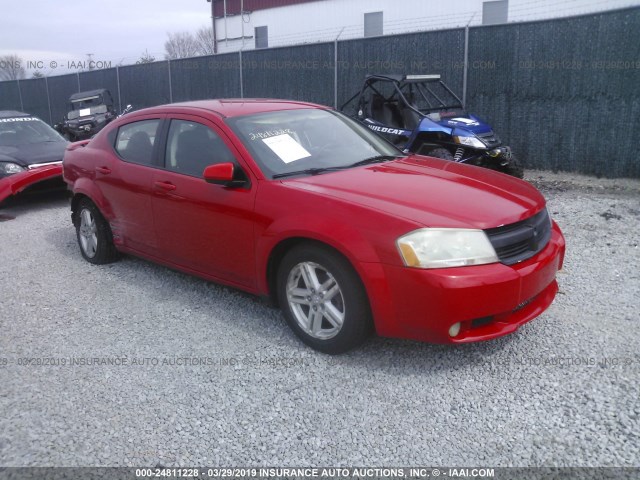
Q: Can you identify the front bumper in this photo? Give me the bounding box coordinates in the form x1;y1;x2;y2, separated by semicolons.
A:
66;125;97;138
0;164;63;204
362;221;565;344
484;146;512;165
460;146;512;166
65;120;107;139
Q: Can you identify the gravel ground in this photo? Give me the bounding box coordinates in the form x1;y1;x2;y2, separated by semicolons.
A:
0;170;638;467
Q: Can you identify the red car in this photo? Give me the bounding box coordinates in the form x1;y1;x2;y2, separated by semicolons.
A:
63;99;565;354
0;111;67;204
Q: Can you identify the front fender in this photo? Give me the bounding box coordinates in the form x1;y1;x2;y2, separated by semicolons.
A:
255;213;402;337
0;164;63;204
406;117;453;149
255;213;383;294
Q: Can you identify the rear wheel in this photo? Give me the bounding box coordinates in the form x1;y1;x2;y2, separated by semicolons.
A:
74;198;119;264
427;147;454;160
277;243;372;354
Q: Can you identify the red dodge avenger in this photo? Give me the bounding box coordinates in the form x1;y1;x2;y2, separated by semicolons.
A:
63;99;565;353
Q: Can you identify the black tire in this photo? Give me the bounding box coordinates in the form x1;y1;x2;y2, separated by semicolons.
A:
427;147;454;160
74;198;119;264
498;154;524;179
277;243;372;354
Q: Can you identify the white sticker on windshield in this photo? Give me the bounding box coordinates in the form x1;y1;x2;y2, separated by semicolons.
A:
79;108;91;117
262;134;311;164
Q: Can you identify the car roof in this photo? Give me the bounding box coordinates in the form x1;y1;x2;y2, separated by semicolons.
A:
136;98;328;119
69;89;109;101
0;110;31;119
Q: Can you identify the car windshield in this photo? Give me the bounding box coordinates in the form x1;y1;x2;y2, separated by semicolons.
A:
68;104;108;120
227;108;403;179
0;117;64;146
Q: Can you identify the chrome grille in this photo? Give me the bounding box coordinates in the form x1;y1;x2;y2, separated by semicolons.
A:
485;209;552;265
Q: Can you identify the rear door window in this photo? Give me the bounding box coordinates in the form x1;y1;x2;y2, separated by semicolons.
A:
115;119;161;166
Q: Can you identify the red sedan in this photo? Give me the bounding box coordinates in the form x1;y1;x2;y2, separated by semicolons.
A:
63;99;565;354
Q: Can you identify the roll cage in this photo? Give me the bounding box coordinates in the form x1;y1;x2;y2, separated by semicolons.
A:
342;74;465;130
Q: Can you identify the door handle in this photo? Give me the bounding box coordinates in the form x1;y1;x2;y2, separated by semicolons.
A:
95;166;111;174
153;181;177;192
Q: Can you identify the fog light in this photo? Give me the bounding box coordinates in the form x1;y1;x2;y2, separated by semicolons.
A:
449;322;461;337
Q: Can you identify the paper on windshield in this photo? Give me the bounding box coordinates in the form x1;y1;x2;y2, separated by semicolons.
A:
262;134;311;163
79;108;91;117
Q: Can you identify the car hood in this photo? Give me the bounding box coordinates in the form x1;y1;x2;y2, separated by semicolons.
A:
283;156;545;229
0;141;67;167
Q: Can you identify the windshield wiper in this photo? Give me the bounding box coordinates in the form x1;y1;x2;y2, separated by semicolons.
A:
349;154;404;168
272;166;348;179
272;155;404;179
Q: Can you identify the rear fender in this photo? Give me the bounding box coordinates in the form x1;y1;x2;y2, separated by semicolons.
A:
66;140;91;151
70;176;115;221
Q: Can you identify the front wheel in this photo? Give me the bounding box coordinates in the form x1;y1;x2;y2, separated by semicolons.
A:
74;198;119;264
498;154;524;179
277;244;372;354
427;147;454;160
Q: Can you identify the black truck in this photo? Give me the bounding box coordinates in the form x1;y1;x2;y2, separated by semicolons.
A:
55;89;117;141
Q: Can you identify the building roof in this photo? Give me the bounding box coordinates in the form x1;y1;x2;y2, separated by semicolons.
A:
212;0;323;16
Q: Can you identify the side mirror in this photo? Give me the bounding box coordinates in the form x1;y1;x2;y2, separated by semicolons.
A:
203;162;236;186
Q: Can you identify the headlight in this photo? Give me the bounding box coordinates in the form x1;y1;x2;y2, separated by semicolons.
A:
397;228;498;268
454;135;485;149
0;162;26;175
